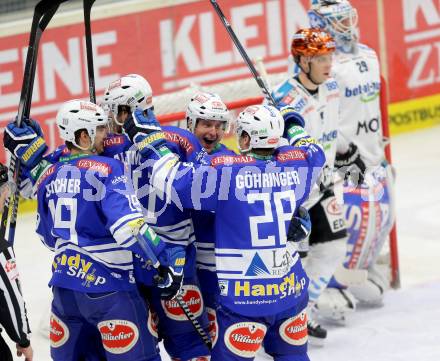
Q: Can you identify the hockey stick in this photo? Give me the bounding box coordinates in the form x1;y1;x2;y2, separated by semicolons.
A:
209;0;276;106
83;0;96;103
134;234;212;350
0;0;67;251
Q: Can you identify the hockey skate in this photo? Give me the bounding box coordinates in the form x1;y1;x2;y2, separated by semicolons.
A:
307;318;327;347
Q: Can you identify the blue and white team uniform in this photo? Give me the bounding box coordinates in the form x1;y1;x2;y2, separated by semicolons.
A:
148;139;325;361
192;142;235;345
103;125;211;360
36;153;164;361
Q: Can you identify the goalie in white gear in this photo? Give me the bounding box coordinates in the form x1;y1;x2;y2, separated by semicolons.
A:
308;0;395;313
271;28;354;344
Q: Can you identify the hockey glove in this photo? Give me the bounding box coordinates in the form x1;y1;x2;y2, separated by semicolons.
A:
155;246;185;300
4;117;47;169
123;109;167;158
287;206;311;243
276;103;313;146
335;142;366;186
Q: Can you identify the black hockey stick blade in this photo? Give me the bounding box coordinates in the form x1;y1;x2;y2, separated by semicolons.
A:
209;0;276;106
84;0;96;103
175;293;212;350
0;0;67;250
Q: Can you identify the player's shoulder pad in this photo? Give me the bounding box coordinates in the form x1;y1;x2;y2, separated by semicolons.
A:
275;146;308;163
271;78;298;103
323;77;339;94
209;154;256;167
163;126;202;160
74;155;121;177
357;43;378;58
103;133;129;148
35;163;58;189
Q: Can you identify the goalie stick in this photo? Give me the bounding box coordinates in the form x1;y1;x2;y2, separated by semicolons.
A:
210;0;276;107
134;234;212;351
0;0;67;252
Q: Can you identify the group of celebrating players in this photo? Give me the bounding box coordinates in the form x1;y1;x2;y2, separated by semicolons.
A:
0;0;395;360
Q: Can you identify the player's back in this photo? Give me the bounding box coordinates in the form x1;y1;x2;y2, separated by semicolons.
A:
36;153;140;292
206;144;324;316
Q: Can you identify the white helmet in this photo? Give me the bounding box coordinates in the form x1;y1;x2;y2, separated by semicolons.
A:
102;74;153;125
56;100;108;150
186;92;230;133
308;0;358;52
236;105;284;153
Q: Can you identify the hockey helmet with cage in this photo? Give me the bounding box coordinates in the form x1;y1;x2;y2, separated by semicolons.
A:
56;100;108;150
308;0;358;49
236;105;284;153
291;28;335;58
102;74;153;125
186;92;230;133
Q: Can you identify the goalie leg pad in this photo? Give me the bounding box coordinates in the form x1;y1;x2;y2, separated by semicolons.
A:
349;264;390;306
315;288;356;323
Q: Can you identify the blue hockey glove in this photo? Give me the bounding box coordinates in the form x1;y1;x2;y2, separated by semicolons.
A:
276;103;309;144
287;206;311;242
3;118;47;169
123;108;167;158
155;246;185;300
335;142;366;186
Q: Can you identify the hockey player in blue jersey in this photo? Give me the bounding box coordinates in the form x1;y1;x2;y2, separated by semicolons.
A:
102;75;212;361
5;99;185;360
184;92;235;347
123;104;325;361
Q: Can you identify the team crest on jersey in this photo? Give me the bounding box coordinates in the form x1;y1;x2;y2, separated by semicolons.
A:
76;159;111;176
161;285;203;321
206;307;218;347
224;322;266;358
279;310;308;346
50;313;70;348
98;319;139;354
147;309;159;338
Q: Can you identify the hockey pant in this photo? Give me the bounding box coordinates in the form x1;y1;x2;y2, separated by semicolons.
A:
197;267;221;352
143;276;210;361
211;295;309;361
50;287;160;361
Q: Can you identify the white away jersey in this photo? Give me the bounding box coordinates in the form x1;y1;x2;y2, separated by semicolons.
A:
332;44;385;166
271;76;340;207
